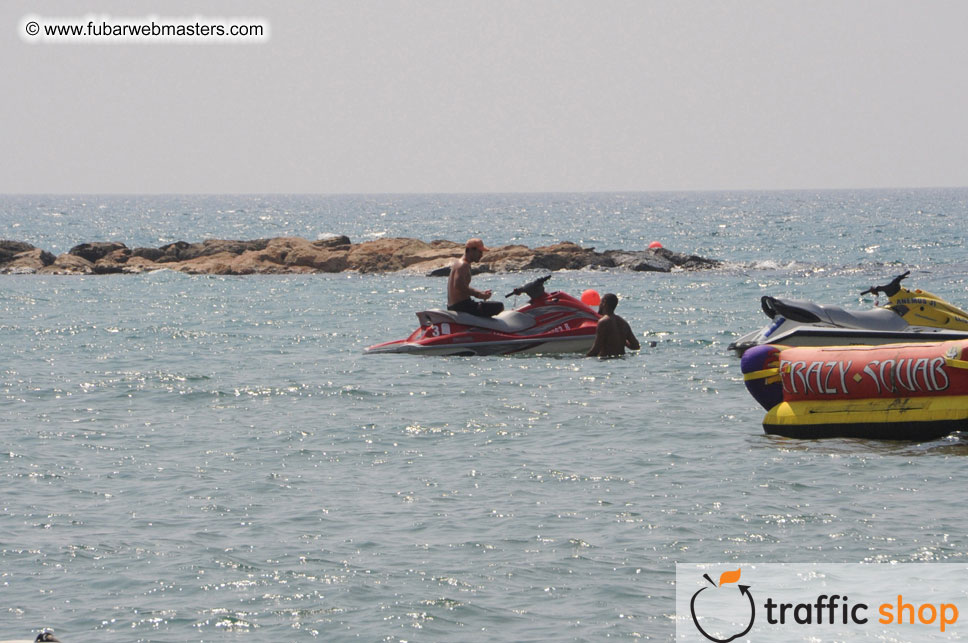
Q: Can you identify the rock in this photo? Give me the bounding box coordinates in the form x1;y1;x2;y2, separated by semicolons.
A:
1;248;56;273
153;241;192;262
480;244;537;272
121;255;165;273
606;250;675;272
147;239;272;264
40;253;96;275
69;242;127;263
669;252;721;270
0;237;721;275
315;235;352;248
425;264;453;277
283;241;349;272
184;239;271;260
130;247;165;261
347;238;459;273
604;247;721;272
0;240;38;264
91;248;134;274
416;261;491;277
241;237;346;273
533;242;613;270
178;252;252;275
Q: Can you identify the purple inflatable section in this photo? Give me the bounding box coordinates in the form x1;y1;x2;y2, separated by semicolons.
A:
741;344;784;410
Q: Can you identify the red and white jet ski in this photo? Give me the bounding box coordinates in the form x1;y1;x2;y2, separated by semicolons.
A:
365;275;600;356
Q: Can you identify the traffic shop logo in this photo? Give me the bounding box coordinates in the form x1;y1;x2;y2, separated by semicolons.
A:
689;568;755;642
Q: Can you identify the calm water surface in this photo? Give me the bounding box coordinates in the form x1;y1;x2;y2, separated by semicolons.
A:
2;191;968;641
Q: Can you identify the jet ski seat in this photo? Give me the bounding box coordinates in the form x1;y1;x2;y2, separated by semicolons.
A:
822;305;909;330
767;297;909;331
416;309;537;333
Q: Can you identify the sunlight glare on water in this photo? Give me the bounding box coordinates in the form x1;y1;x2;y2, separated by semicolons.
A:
2;190;968;640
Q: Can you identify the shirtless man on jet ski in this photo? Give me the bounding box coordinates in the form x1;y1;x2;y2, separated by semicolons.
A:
447;238;504;318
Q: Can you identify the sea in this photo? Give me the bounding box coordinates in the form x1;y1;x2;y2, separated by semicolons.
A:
2;190;968;642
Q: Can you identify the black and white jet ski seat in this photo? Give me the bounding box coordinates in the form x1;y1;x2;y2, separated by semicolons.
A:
763;297;909;330
416;309;536;333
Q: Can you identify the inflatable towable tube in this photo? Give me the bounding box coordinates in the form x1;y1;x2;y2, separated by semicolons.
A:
742;340;968;440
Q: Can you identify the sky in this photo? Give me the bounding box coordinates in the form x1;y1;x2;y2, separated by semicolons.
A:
2;0;968;194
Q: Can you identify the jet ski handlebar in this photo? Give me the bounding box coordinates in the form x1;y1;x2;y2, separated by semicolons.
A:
505;274;552;299
860;271;910;297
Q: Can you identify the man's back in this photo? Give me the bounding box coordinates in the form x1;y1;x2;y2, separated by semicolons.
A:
587;313;640;357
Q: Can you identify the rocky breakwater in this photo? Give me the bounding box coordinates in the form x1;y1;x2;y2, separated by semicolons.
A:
0;237;720;275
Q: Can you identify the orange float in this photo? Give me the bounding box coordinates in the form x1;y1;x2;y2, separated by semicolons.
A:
580;289;601;307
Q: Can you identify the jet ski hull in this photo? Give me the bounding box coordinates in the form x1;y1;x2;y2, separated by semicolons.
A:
366;334;595;356
730;325;968;355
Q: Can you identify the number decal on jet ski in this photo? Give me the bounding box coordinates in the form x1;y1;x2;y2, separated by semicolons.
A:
430;323;451;337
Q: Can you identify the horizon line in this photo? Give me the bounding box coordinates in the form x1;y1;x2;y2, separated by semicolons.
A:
3;185;968;198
